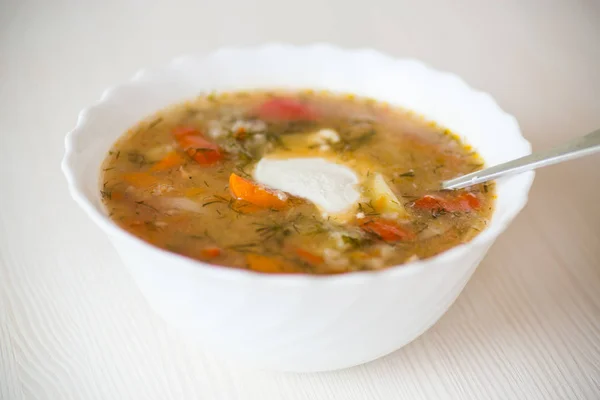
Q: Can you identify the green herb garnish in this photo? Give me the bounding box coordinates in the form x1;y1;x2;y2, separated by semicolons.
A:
148;117;163;129
397;170;415;178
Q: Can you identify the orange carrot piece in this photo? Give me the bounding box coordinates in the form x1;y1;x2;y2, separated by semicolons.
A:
172;126;199;138
200;247;221;259
413;192;480;212
171;126;223;165
229;173;288;210
246;254;298;273
150;151;185;171
122;172;158;188
359;218;415;242
453;192;481;211
178;135;223;165
412;195;441;210
255;97;318;121
294;247;324;266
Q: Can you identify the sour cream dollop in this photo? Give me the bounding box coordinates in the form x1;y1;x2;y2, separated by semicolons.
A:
254;157;360;215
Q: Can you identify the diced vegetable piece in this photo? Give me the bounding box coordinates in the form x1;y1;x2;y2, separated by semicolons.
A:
229;173;288;210
413;192;481;212
171;126;223;165
455;192;481;211
359;218;415;242
200;247;221;259
282;128;341;150
294;247;324;266
150;151;185;171
122;172;158;188
412;195;441;210
145;144;174;162
178;135;223;165
368;173;409;218
160;197;203;213
255;97;318;121
246;254;298;273
172;126;199;138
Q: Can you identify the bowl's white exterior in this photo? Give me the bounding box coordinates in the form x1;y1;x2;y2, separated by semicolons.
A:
62;44;534;372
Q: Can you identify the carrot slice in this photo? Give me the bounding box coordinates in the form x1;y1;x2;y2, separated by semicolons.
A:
122;172;158;188
150;151;185;172
413;192;480;212
294;247;324;266
172;126;198;138
171;126;223;165
412;195;442;210
229;173;288;210
200;247;221;259
452;192;481;211
255;97;318;121
359;218;415;242
178;135;223;165
246;254;299;273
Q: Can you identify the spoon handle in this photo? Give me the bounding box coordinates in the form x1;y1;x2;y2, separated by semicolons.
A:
441;127;600;190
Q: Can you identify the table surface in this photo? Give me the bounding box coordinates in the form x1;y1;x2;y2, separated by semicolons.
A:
1;0;599;399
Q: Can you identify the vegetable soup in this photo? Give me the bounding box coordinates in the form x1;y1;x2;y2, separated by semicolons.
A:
100;91;494;274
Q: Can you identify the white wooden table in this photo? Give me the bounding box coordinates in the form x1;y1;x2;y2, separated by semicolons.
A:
1;1;599;399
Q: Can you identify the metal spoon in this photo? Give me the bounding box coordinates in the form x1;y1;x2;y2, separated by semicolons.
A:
441;127;600;190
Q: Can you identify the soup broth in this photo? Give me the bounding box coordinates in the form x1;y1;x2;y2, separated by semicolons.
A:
101;90;494;274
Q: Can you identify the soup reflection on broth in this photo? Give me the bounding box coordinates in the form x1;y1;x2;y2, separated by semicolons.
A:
100;90;494;274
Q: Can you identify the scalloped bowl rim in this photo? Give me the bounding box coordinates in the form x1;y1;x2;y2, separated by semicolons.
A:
62;43;534;286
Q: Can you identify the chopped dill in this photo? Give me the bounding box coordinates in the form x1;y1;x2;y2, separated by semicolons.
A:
194;147;217;153
228;242;259;252
127;151;149;167
357;201;379;216
202;200;223;207
341;235;366;249
334;129;376;152
253;214;302;242
135;201;159;212
234;153;254;178
265;133;289;150
433;164;445;173
148;117;163;129
202;195;228;207
397;170;415;178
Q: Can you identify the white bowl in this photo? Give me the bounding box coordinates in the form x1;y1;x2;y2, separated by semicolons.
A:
62;44;534;372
